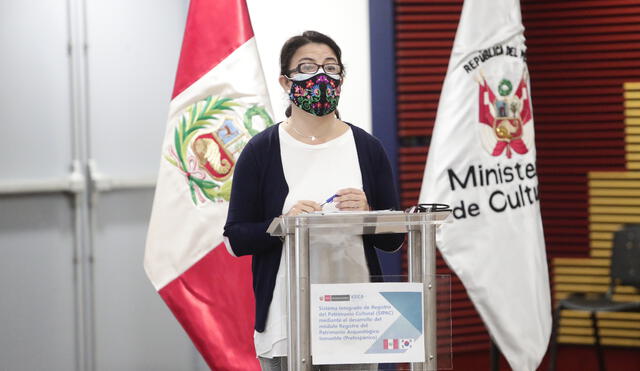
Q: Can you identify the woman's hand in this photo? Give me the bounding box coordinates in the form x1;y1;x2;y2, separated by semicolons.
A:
285;200;322;216
335;188;370;211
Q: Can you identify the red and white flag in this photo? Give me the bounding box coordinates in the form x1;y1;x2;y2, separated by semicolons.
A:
383;339;399;350
420;0;551;370
144;0;272;369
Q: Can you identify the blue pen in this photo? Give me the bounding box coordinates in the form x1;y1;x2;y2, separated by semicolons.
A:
320;194;338;206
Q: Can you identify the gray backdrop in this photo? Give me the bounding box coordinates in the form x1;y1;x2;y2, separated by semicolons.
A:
0;1;208;370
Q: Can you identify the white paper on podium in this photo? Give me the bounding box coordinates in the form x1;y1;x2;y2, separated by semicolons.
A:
310;282;425;365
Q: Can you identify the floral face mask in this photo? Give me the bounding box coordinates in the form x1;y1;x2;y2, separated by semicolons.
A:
288;72;341;116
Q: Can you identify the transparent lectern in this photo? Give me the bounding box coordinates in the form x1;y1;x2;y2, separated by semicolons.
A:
267;210;452;371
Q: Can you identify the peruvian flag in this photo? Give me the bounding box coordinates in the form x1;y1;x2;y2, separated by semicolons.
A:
419;0;551;370
383;339;399;350
144;0;272;370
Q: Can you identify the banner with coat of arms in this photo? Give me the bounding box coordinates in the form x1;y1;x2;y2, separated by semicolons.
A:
144;0;269;369
419;0;551;370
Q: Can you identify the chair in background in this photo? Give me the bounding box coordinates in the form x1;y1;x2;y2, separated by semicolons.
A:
548;224;640;371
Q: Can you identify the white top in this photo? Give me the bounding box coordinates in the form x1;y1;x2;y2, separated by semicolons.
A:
254;125;371;358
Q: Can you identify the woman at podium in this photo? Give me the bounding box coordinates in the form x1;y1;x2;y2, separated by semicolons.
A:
224;30;403;370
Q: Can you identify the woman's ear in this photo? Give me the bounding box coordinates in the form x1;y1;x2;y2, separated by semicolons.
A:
279;75;291;92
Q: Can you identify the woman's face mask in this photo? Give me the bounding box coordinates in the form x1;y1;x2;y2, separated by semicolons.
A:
288;71;341;117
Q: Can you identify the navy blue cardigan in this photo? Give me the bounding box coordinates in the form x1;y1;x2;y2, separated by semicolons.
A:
223;123;403;332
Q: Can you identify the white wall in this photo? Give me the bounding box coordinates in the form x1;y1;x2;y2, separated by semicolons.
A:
246;0;372;133
0;1;203;370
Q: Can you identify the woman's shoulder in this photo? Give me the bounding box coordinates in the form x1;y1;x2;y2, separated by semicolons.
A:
246;123;281;149
345;122;384;148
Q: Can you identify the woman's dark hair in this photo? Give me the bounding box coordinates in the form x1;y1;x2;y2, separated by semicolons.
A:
280;30;344;118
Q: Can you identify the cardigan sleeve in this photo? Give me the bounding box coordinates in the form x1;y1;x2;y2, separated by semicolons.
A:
223;141;282;257
365;137;405;252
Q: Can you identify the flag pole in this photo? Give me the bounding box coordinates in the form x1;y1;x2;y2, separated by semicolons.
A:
490;339;500;371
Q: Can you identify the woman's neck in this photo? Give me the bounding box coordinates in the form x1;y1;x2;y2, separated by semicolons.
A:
285;107;346;143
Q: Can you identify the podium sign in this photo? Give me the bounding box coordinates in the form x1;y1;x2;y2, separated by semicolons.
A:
311;282;425;365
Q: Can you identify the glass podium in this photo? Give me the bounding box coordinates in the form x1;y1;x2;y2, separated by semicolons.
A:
267;210;452;371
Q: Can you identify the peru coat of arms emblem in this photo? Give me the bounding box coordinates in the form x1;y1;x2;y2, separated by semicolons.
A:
477;71;533;158
164;96;273;205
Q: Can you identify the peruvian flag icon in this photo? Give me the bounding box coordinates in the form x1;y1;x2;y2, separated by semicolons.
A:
383;339;399;350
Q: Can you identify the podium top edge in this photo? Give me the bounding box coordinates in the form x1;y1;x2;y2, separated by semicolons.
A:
266;210;451;236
